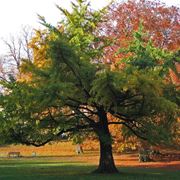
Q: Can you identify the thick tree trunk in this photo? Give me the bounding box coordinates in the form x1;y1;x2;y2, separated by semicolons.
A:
93;108;119;174
93;137;119;173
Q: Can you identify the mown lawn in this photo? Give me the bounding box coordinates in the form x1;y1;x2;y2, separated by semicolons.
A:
0;158;179;180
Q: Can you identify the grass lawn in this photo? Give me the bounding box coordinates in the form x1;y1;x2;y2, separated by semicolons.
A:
0;157;179;180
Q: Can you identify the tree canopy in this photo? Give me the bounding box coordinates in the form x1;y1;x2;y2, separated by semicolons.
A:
0;0;179;174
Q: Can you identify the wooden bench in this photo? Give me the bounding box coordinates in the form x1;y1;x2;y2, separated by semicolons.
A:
8;152;21;158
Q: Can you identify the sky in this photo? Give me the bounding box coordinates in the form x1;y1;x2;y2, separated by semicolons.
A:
0;0;179;54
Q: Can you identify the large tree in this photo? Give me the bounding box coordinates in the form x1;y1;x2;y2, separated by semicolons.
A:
0;0;179;174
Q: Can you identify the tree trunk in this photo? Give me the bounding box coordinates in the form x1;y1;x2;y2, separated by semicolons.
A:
93;137;119;173
93;108;119;174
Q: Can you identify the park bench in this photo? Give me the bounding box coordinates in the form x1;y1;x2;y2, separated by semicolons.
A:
8;152;21;158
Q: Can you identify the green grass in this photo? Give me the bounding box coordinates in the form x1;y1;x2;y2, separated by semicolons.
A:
0;158;179;180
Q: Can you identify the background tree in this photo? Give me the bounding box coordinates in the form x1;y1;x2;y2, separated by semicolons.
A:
0;0;179;174
1;26;33;80
0;56;6;81
102;0;180;64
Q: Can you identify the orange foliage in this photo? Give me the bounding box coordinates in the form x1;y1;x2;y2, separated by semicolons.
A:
102;0;180;64
18;29;52;83
169;63;180;88
108;114;138;152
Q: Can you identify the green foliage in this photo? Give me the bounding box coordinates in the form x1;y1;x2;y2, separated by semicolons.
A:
55;0;107;61
0;0;179;148
118;24;173;75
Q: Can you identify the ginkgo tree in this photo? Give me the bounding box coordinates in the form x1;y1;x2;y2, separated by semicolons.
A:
0;0;179;174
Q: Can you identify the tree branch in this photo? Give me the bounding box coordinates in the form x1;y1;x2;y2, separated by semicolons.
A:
123;123;147;140
10;124;92;147
108;121;124;125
